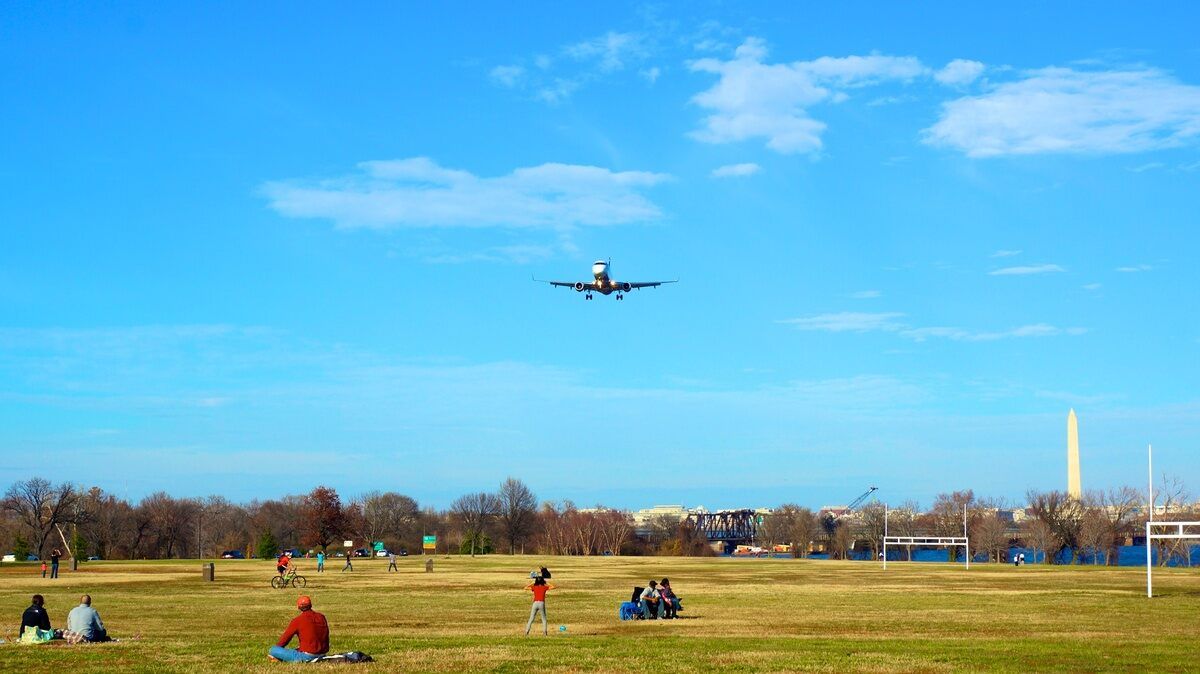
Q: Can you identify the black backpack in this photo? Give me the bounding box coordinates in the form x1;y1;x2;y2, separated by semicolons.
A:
314;651;374;664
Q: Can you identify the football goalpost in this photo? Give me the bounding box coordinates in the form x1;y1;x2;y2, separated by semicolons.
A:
1145;444;1200;598
882;503;970;570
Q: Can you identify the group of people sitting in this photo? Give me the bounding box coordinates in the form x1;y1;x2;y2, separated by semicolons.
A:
635;578;681;619
18;594;111;644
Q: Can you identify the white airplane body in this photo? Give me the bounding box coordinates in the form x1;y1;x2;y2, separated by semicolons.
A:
535;259;676;300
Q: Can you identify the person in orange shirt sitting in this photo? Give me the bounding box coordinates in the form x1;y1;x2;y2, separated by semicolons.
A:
268;595;329;662
523;575;556;636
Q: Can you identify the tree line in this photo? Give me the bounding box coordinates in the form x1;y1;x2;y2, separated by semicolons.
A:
3;476;1193;564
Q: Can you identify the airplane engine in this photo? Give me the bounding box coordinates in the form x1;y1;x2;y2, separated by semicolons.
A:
574;282;586;292
621;282;632;292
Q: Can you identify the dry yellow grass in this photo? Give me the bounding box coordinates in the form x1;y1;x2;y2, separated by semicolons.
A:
0;555;1196;672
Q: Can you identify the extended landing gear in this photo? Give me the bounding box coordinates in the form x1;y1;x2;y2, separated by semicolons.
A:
585;293;593;300
616;293;624;301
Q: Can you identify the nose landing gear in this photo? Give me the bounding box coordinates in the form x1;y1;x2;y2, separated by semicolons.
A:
616;293;624;301
585;293;593;300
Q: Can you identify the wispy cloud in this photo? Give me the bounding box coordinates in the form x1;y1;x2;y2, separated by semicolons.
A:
490;30;652;103
990;249;1022;258
1128;162;1165;173
711;162;761;178
925;66;1200;157
489;65;525;88
850;290;882;299
1082;283;1102;291
934;59;986;86
689;38;928;154
778;312;905;333
263;157;670;230
778;313;1085;342
1115;264;1153;272
901;324;1086;342
989;264;1065;276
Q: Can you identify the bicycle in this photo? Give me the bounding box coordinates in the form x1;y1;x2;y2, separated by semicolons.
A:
271;569;307;589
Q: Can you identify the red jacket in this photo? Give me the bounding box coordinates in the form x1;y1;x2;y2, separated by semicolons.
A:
276;609;329;655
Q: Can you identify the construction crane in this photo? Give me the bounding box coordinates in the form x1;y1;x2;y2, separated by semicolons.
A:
821;486;879;530
844;486;879;515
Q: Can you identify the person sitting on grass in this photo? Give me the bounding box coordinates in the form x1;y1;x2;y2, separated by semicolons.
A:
66;594;110;642
19;594;55;642
659;578;680;619
639;580;663;619
269;595;329;663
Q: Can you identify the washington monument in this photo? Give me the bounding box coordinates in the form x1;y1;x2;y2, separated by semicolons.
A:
1067;409;1082;498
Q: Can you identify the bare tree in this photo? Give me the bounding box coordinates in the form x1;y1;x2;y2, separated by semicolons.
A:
973;513;1010;563
3;478;81;557
450;492;499;557
858;503;887;559
355;491;419;551
787;507;819;558
596;508;633;555
930;490;974;561
1019;517;1054;564
496;478;538;554
1026;490;1083;564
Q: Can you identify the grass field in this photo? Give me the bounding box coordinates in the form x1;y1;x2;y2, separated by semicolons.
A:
1;555;1196;672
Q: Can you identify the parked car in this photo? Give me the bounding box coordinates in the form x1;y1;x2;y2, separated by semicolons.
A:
352;548;370;557
87;555;102;561
399;549;408;556
221;550;245;559
1;554;15;563
374;550;389;557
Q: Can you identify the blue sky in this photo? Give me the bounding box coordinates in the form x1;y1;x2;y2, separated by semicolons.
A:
2;3;1199;509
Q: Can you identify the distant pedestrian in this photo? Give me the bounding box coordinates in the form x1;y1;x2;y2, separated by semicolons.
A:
50;549;61;579
387;552;398;572
316;551;325;573
1019;552;1026;566
342;554;353;572
41;561;47;578
523;576;555;636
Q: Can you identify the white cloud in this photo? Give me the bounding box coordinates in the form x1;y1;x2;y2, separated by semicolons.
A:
778;312;905;333
901;324;1085;342
689;38;927;154
1115;264;1153;272
778;312;1086;342
1082;283;1102;291
990;249;1022;258
263;157;671;230
989;264;1065;276
925;66;1200;157
489;65;524;88
850;290;882;299
711;162;761;177
565;31;645;72
934;59;986;86
1128;162;1165;173
493;30;650;103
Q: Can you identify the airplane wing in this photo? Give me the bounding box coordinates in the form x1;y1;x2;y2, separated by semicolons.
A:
533;276;585;289
625;280;678;289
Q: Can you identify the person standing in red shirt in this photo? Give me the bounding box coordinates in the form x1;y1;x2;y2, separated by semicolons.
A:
268;595;329;662
523;575;556;636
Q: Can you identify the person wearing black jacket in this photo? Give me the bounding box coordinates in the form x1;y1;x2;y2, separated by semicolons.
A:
20;594;51;637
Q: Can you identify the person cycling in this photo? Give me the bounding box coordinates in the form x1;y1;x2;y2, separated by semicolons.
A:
276;552;292;577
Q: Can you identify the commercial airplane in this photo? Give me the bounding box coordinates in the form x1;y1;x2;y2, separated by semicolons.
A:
534;259;677;300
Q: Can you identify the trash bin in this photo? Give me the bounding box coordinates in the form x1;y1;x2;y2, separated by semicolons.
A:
202;562;215;581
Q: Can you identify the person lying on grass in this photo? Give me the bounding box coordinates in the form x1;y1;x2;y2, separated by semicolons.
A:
268;595;329;663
